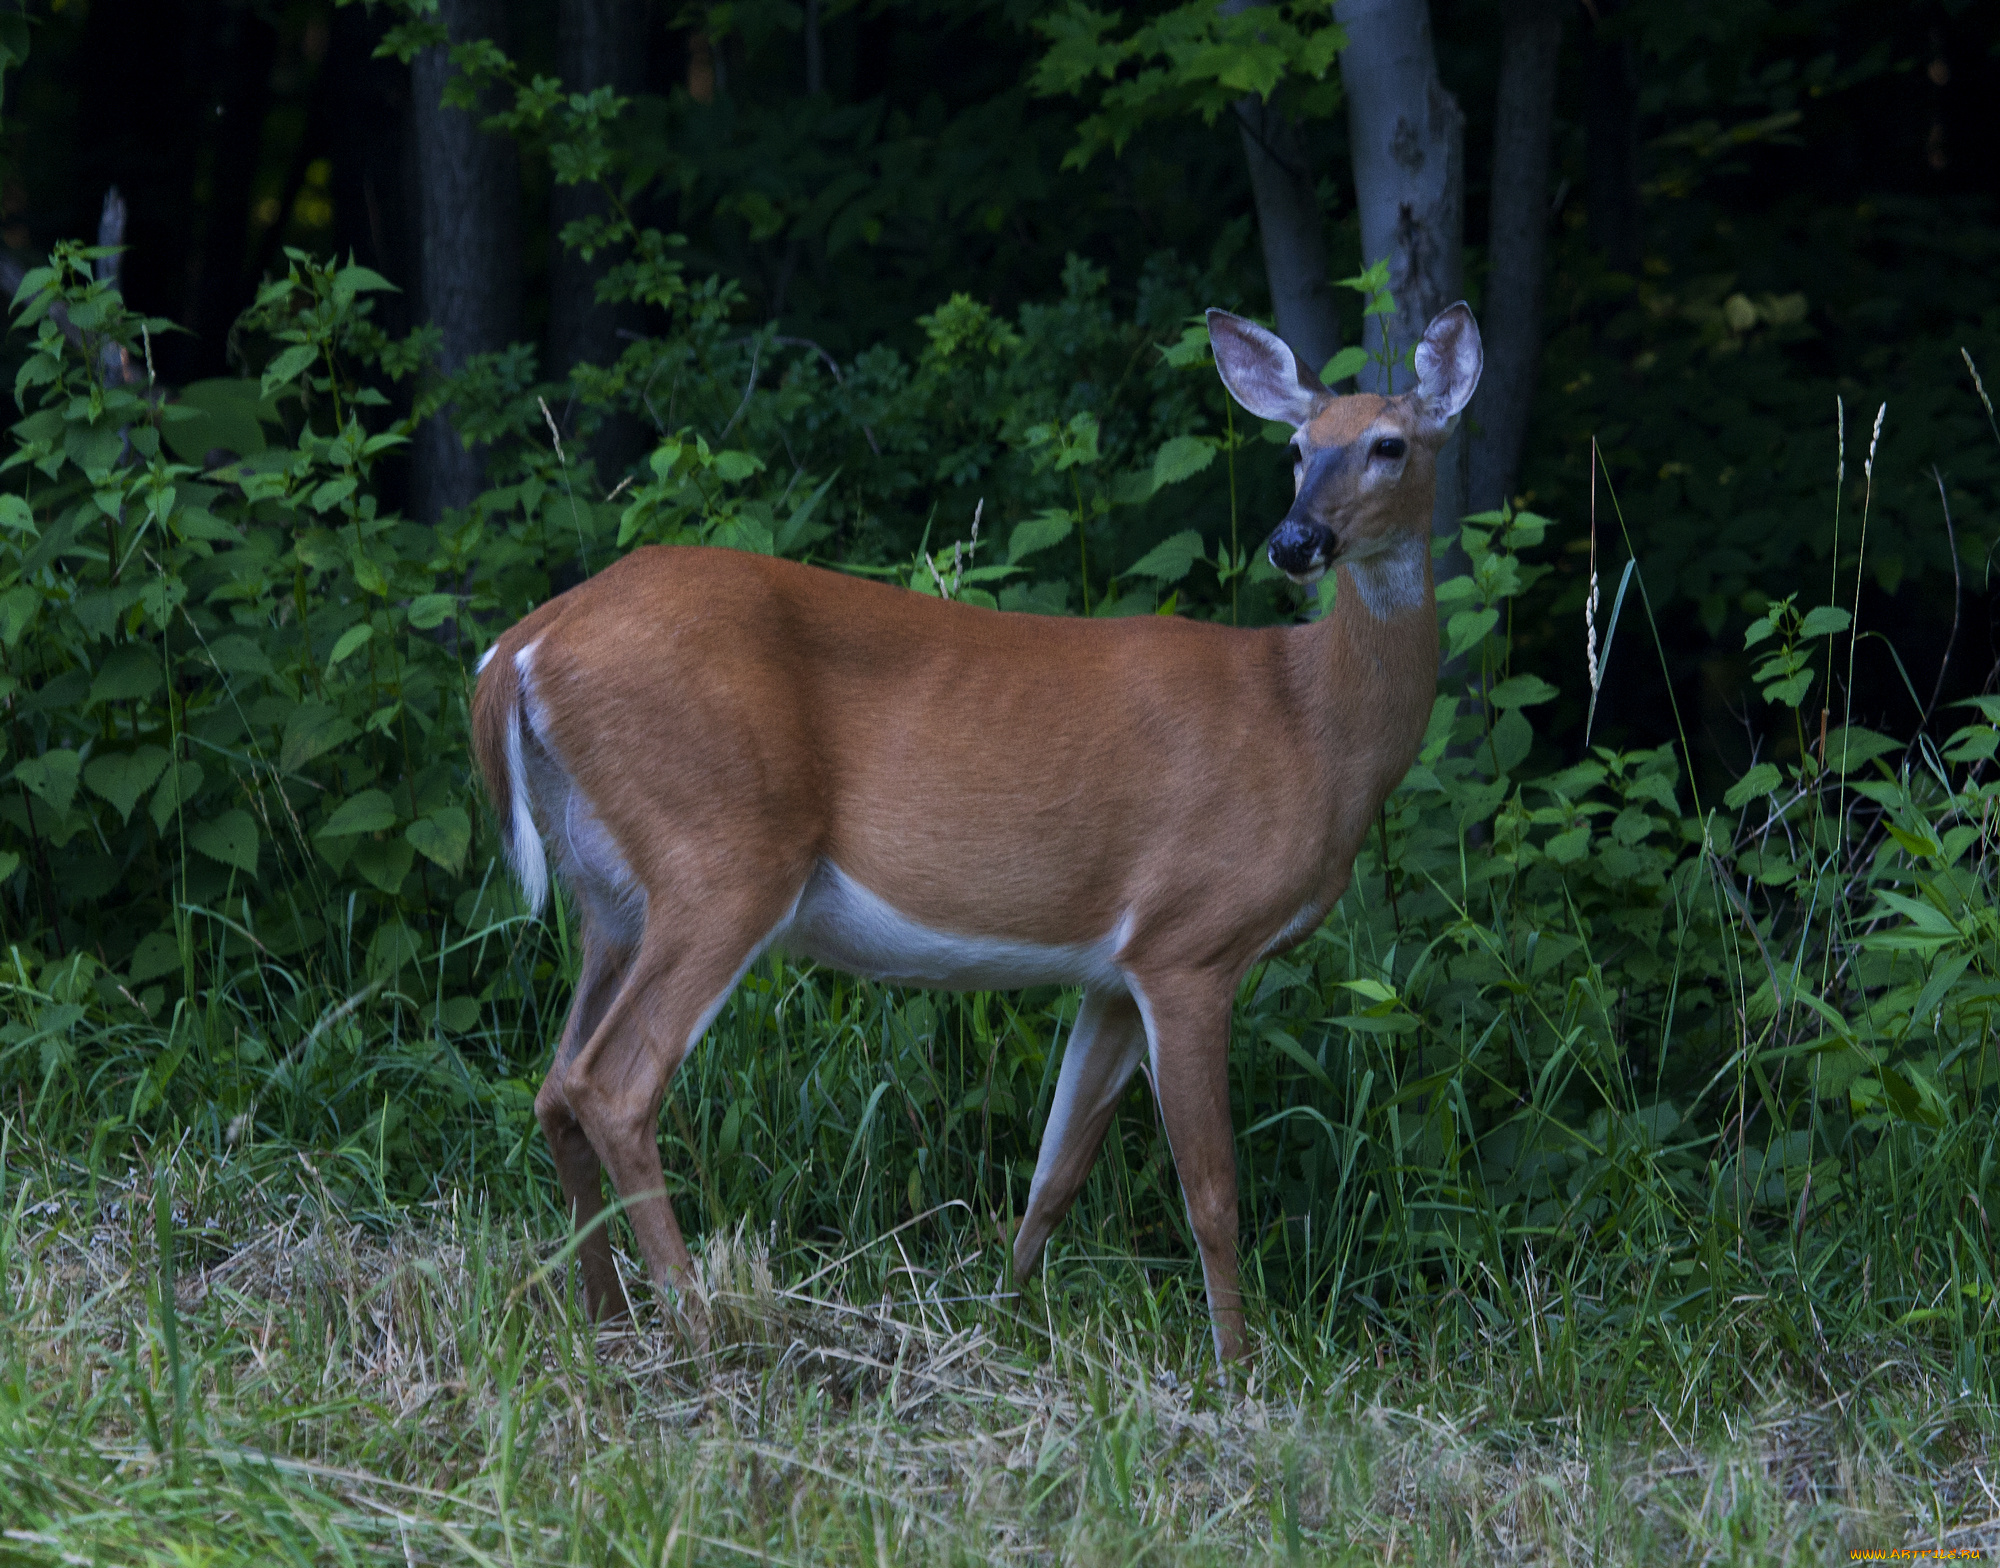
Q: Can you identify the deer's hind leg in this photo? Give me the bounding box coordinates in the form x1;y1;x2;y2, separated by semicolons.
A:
535;921;635;1320
554;878;802;1343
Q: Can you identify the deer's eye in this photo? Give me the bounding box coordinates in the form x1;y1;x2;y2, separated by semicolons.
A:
1373;436;1407;460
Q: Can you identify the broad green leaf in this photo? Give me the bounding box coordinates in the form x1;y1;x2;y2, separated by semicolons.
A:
14;749;81;817
328;622;374;669
0;851;16;884
711;450;764;482
1723;762;1783;809
1760;670;1813;707
84;746;170;824
0;493;36;535
1150;435;1216;489
1822;725;1899;774
0;585;39;645
282;703;359;773
1320;346;1369;384
407;593;457;630
159;378;275;464
189;809;260;874
1487;674;1558;709
1445;607;1499;658
1798;604;1851;638
1546;824;1592;864
128;930;183;984
87;645;162;707
1123;529;1205;583
317;789;399;839
351;836;416;895
406;806;472;873
1008;509;1074;563
309;476;358;514
260;342;318;397
203;634;274;678
149;760;204;831
1869;890;1958;937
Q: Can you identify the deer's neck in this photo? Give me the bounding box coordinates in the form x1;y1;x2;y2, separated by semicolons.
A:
1299;529;1439;779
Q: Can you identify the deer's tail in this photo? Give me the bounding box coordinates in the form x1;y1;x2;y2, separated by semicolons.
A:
471;637;549;917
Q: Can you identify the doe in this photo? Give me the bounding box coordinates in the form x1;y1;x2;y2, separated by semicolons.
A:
471;303;1482;1362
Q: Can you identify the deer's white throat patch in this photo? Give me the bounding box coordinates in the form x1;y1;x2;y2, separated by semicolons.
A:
1343;531;1428;619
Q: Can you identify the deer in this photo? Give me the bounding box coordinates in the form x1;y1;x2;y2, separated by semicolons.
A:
470;302;1482;1364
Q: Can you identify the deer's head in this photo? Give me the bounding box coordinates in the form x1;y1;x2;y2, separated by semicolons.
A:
1206;305;1482;592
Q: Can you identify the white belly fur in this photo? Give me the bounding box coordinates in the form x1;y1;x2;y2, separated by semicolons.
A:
776;861;1130;994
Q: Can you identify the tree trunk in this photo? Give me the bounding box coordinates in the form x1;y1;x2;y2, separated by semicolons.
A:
549;0;648;489
1583;1;1641;271
1335;0;1467;547
1222;0;1341;377
1467;0;1565;516
410;0;521;523
188;7;278;378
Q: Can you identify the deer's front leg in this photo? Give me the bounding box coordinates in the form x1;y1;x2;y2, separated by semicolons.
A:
1013;987;1148;1279
1133;972;1247;1364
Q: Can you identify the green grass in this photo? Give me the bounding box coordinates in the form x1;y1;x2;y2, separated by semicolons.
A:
1;1120;1994;1566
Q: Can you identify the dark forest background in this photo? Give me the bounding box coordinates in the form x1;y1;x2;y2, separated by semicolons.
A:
1;0;1997;799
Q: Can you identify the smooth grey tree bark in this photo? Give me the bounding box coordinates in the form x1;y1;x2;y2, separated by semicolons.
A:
549;0;648;487
1466;0;1566;516
1221;0;1342;377
410;0;521;523
1334;0;1467;546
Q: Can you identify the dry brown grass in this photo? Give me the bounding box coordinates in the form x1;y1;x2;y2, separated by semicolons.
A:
2;1141;1995;1565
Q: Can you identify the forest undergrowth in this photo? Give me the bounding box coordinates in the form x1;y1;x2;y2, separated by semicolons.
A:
0;131;1997;1562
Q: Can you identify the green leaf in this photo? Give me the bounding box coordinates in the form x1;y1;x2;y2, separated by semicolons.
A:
160;378;276;464
0;850;17;884
328;622;374;669
149;761;204;832
0;494;37;536
406;593;457;630
87;645;163;708
1822;725;1899;774
1122;529;1205;583
1723;762;1783;809
14;749;81;818
350;837;415;895
1797;605;1852;638
282;703;358;773
1870;890;1958;938
1546;824;1592;864
317;789;399;839
1445;607;1500;658
1150;435;1217;489
711;450;764;482
1319;345;1369;384
1487;674;1558;709
1008;509;1074;564
189;809;260;875
84;746;171;824
202;634;275;679
1759;670;1814;707
406;806;472;873
260;342;318;397
128;930;183;984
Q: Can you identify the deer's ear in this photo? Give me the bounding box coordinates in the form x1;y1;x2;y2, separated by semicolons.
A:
1413;303;1482;435
1206;310;1326;427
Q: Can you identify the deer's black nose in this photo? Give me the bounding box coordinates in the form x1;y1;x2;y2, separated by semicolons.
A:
1267;513;1335;580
